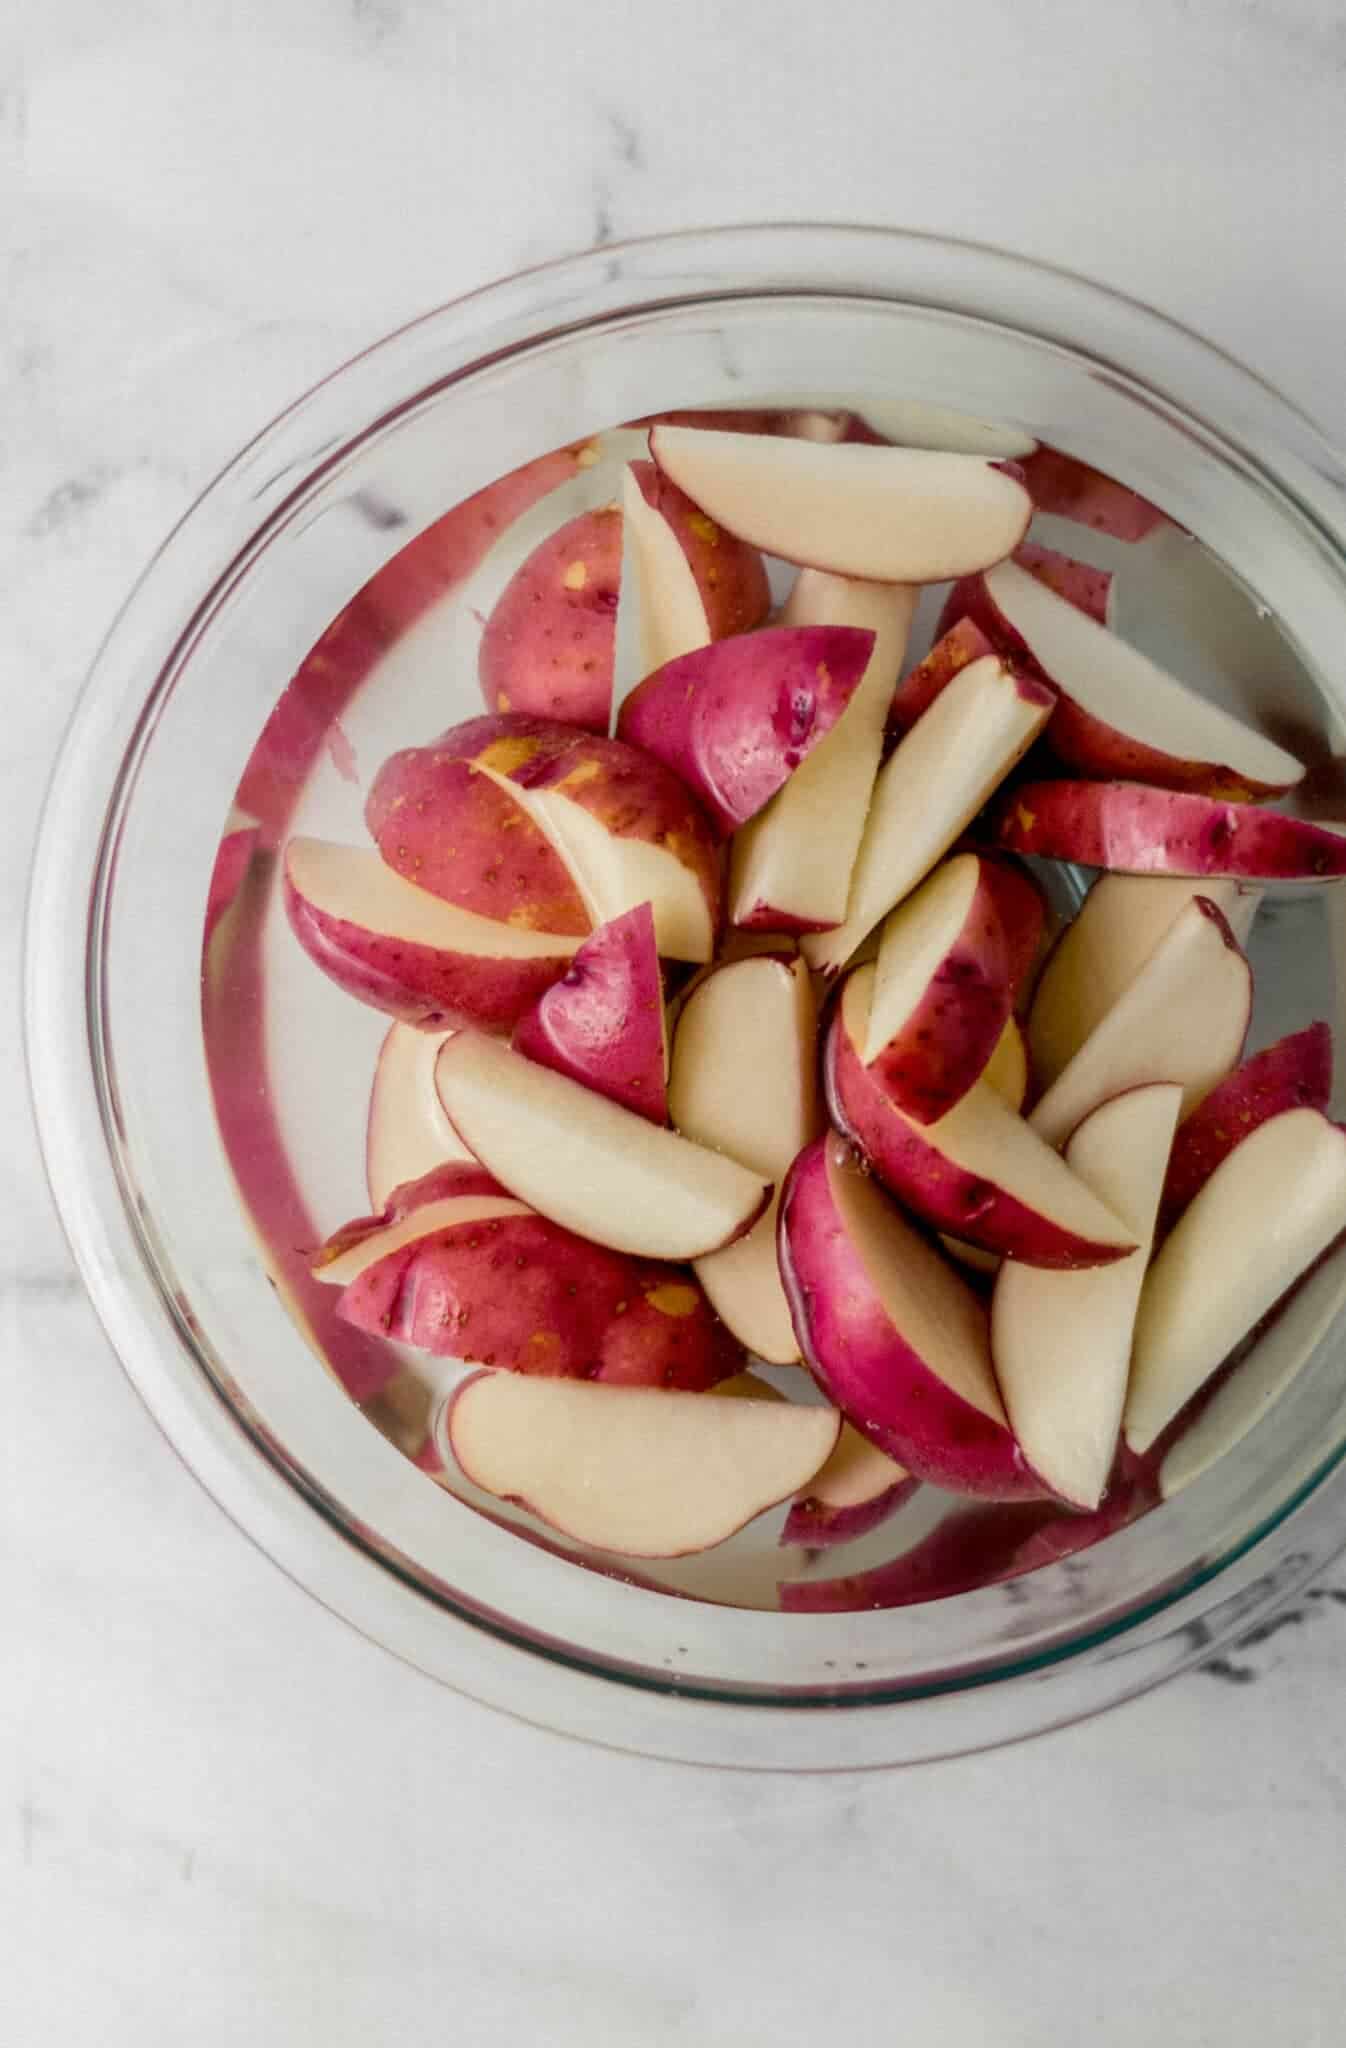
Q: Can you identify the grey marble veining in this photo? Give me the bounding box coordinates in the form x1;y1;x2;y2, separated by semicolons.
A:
6;2;1346;2041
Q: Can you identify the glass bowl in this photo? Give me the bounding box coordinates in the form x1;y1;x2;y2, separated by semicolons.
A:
27;224;1346;1769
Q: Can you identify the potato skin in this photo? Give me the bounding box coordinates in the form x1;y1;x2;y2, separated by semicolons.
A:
992;780;1346;880
512;904;668;1124
478;506;623;732
628;458;771;642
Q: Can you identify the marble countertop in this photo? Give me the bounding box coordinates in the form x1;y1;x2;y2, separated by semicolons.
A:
7;3;1346;2041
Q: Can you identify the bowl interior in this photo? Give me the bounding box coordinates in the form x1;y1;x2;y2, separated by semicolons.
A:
31;230;1346;1765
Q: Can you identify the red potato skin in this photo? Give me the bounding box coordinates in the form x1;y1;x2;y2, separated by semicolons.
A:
940;575;1292;798
825;978;1131;1268
204;823;259;948
366;717;590;933
887;618;997;736
779;1472;919;1551
616;624;876;837
236;441;594;843
777;1139;1042;1498
511;903;669;1124
780;1477;1154;1612
282;867;574;1032
329;1198;742;1387
1013;541;1113;623
477;506;623;731
1157;1023;1334;1236
991;780;1346;881
976;854;1048;1009
1018;446;1169;541
628;458;771;641
867;870;1011;1125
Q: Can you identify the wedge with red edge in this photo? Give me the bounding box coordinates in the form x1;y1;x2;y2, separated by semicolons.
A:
617;623;874;836
992;1083;1182;1510
366;1023;472;1210
826;965;1135;1268
994;780;1346;882
435;1031;771;1261
477;505;623;730
1013;542;1114;624
778;1134;1041;1497
1018;444;1168;541
443;1373;840;1558
283;838;580;1030
863;855;1012;1123
1158;1023;1334;1235
1028;874;1262;1091
618;457;771;690
944;558;1302;796
729;572;915;933
1028;897;1251;1149
979;856;1048;1009
667;953;821;1362
1125;1109;1346;1454
780;1425;916;1549
647;426;1033;582
802;656;1055;977
512;903;668;1124
315;1166;741;1387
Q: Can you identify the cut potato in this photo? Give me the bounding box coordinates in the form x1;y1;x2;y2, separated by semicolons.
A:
994;780;1346;882
366;1022;471;1211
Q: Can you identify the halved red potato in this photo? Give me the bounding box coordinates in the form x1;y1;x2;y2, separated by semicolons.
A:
477;505;623;730
617;624;875;836
512;903;667;1123
1157;1023;1334;1236
283;838;580;1030
778;1134;1041;1497
647;426;1033;582
826;965;1135;1269
946;559;1303;797
993;780;1346;882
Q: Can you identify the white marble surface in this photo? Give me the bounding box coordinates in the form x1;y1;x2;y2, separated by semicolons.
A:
7;2;1346;2041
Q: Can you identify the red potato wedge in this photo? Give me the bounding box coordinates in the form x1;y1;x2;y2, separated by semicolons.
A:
864;855;1013;1123
512;903;668;1124
779;1424;917;1549
668;953;822;1362
992;780;1346;882
469;724;722;964
1158;1239;1346;1499
317;1177;741;1387
616;624;875;836
477;505;623;730
1018;445;1168;541
802;657;1056;977
1027;873;1262;1091
826;966;1135;1269
1013;542;1114;625
618;461;772;695
887;618;997;736
436;1031;771;1261
366;1023;473;1210
780;1481;1152;1612
729;573;916;934
443;1372;839;1558
1027;897;1251;1149
628;460;771;643
283;838;580;1031
1125;1109;1346;1454
648;426;1033;582
778;1135;1041;1497
204;807;260;948
992;1083;1182;1510
1158;1023;1334;1236
945;559;1303;797
235;438;600;837
366;717;590;933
